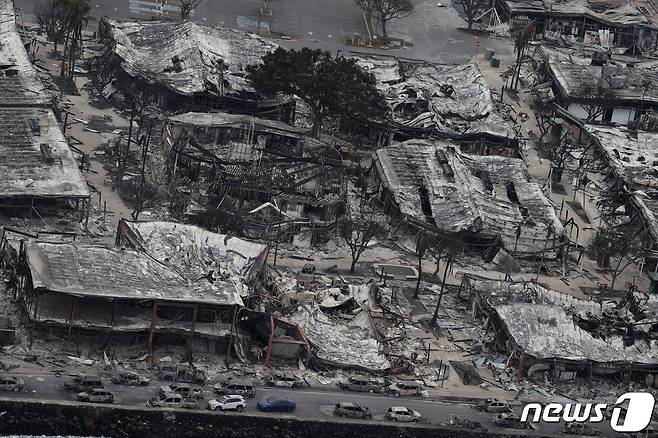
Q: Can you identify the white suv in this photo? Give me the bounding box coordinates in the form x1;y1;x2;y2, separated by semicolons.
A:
207;394;247;412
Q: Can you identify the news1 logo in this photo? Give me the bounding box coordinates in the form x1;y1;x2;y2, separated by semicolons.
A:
521;392;656;432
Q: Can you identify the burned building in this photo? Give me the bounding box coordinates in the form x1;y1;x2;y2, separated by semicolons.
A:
163;112;347;239
0;2;90;227
495;0;658;52
347;54;518;153
0;107;90;223
462;275;658;377
13;220;269;354
549;61;658;125
372;139;565;259
570;125;658;255
97;18;295;121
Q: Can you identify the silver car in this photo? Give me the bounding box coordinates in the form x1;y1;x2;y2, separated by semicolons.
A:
147;392;198;409
77;388;114;403
0;376;24;392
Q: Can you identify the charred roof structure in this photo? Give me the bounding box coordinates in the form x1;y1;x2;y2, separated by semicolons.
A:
372;139;565;259
0;2;48;107
495;0;658;52
575;125;658;251
346;54;518;151
549;62;658;125
98;18;295;121
12;221;268;354
0;2;89;225
163;112;346;240
462;275;658;375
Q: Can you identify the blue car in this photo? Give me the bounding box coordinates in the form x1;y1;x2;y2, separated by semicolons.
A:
257;397;296;412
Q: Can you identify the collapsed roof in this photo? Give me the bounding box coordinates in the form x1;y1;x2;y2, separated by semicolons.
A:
464;276;658;367
168;112;307;139
373;139;565;258
351;54;517;143
0;1;49;107
502;0;651;27
550;62;658;104
25;241;243;307
101;18;278;97
118;220;269;283
582;125;658;243
286;304;390;372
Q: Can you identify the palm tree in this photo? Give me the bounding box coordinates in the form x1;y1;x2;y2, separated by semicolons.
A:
511;22;534;91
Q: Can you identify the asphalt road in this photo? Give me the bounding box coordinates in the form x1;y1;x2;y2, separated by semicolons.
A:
0;371;627;437
18;0;512;63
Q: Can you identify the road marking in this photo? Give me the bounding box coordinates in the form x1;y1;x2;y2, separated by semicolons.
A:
257;388;472;407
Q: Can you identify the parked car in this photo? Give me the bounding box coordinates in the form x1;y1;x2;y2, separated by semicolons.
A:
385;406;421;422
207;395;246;412
0;375;24;392
257;397;296;412
213;381;255;398
77;388;114;404
157;363;206;384
563;423;601;436
334;402;372;419
476;398;511;413
338;376;382;393
159;383;204;400
267;374;304;389
495;413;533;430
64;374;104;392
111;371;150;386
147;393;197;409
388;381;421;397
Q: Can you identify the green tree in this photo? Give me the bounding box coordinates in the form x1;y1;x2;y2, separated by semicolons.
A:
247;48;388;138
588;226;646;291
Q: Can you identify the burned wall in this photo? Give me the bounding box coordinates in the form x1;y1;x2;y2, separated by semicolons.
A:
0;398;526;438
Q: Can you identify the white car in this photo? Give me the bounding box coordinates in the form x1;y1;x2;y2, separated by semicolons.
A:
385;406;422;422
207;395;247;412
